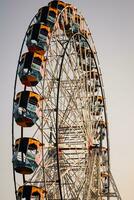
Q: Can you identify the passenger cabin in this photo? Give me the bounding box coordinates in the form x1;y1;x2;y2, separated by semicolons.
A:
87;70;99;80
13;138;42;174
101;147;108;166
14;91;42;127
37;6;58;31
26;23;50;55
94;121;106;141
102;182;109;194
75;35;91;64
91;96;104;116
96;120;106;129
59;5;76;32
81;29;91;39
48;1;66;13
94;96;103;104
65;13;81;37
18;52;45;86
77;41;90;58
101;146;108;152
76;42;93;71
18;185;45;200
86;80;99;94
73;14;81;32
101;172;109;178
65;13;81;38
63;6;75;32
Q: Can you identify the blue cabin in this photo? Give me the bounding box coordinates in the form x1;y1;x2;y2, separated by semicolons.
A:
13;91;42;127
18;52;46;86
13;138;42;174
26;23;51;55
37;6;58;31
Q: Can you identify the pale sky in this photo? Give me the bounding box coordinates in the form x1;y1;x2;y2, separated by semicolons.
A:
1;0;134;199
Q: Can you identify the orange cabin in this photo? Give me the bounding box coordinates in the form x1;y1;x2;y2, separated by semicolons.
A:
13;137;42;174
13;91;42;127
37;6;58;31
18;52;46;86
26;23;51;55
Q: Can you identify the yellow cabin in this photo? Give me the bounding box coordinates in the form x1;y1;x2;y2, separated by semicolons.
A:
14;91;42;127
18;52;46;86
37;6;58;31
13;137;42;174
26;23;51;55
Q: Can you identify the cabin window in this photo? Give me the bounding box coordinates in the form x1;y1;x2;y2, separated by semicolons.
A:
29;96;38;106
32;192;40;199
18;195;23;200
27;143;37;159
31;197;40;200
27;27;32;38
49;10;56;18
38;10;41;18
17;152;26;162
19;94;28;108
75;16;80;24
49;1;57;9
27;149;37;161
58;4;65;10
23;68;29;74
78;17;80;24
33;57;42;66
40;28;48;37
27;96;39;112
20;57;25;67
67;7;73;15
18;107;26;115
15;97;20;104
15;144;19;151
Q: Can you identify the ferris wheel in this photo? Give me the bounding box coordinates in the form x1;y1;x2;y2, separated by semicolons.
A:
12;1;122;199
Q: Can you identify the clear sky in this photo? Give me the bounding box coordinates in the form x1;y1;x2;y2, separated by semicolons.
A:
0;0;134;199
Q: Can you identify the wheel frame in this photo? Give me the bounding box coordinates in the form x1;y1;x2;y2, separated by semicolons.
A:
12;3;110;200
